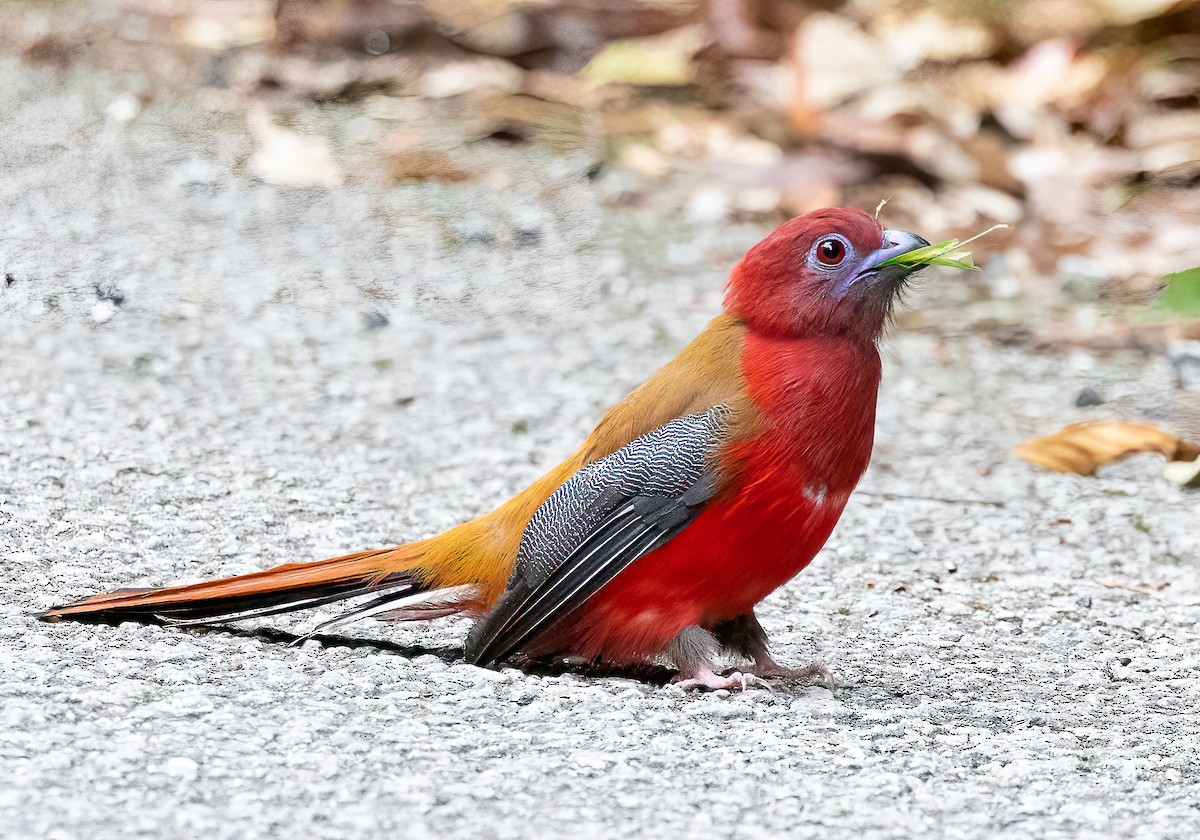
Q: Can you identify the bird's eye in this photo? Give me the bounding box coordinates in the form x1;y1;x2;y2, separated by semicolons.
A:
815;237;847;267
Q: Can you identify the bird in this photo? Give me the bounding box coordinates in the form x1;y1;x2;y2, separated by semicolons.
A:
41;207;930;690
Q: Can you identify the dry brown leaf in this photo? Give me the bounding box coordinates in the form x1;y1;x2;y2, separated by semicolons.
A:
382;132;474;183
385;149;474;183
1092;578;1171;596
1163;459;1200;487
1014;421;1200;476
20;34;77;70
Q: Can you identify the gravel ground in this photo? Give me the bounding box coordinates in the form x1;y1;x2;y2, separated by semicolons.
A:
2;56;1199;840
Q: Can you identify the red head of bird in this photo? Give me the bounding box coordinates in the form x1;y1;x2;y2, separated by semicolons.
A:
724;207;929;343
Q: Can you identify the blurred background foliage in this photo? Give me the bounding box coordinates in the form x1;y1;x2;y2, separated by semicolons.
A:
4;0;1199;361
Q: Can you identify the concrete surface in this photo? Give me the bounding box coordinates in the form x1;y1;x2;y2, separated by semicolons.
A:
2;58;1199;840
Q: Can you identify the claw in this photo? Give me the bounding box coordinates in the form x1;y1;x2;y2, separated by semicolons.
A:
673;670;768;692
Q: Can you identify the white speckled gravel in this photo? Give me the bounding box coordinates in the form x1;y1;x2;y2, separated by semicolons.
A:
2;57;1198;840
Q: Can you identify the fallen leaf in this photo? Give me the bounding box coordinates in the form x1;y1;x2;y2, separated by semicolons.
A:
1092;578;1170;596
580;26;704;87
1163;459;1200;488
474;95;598;155
870;7;997;68
417;57;524;99
20;34;77;70
1159;267;1200;317
1014;421;1200;476
790;13;897;112
181;0;276;49
384;144;473;183
423;0;540;56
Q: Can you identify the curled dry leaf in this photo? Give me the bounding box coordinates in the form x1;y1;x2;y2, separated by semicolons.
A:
1014;421;1200;476
1163;458;1200;488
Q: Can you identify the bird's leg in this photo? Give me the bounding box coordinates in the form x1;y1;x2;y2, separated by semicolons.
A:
711;612;835;688
665;625;768;691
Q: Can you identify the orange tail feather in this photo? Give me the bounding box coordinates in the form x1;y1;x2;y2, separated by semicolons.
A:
37;494;545;627
38;546;425;624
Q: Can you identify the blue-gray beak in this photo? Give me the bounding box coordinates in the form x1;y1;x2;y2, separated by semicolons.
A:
851;228;931;287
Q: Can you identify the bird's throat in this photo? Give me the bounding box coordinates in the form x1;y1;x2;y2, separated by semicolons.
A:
733;333;882;494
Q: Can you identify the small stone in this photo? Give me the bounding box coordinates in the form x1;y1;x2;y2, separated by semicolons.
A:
363;312;389;331
105;93;140;124
1167;340;1200;390
1074;387;1104;407
508;687;537;705
159;757;199;781
91;300;119;324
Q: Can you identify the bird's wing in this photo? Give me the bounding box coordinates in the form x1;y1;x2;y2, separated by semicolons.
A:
464;404;731;666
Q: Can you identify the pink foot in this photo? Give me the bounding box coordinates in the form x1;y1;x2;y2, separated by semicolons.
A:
673;669;769;692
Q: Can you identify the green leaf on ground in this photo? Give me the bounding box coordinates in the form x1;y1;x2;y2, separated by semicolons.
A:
1159;268;1200;317
579;31;697;86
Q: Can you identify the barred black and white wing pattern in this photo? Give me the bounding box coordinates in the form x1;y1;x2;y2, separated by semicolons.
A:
464;404;732;666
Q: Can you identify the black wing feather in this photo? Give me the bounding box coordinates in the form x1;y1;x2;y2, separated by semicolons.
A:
465;407;728;666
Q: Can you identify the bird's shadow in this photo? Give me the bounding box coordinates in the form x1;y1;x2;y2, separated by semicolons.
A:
185;624;829;691
201;623;679;684
64;614;678;685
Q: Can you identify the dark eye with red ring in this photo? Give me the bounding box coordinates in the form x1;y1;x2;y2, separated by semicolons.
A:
815;237;846;266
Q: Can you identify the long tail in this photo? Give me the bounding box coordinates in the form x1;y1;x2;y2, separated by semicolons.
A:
37;547;437;626
37;463;576;630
